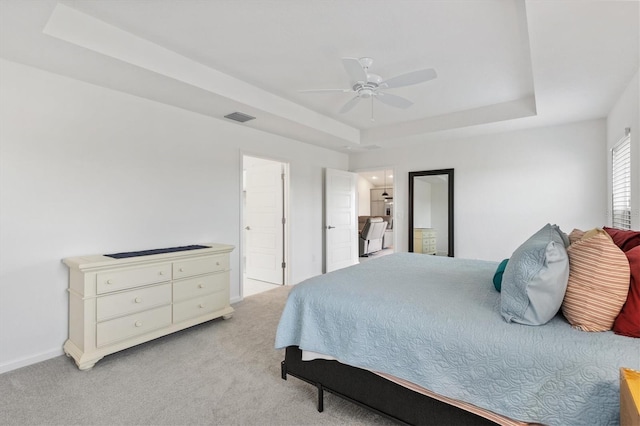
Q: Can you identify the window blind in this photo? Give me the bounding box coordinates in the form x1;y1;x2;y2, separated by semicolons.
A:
612;135;631;230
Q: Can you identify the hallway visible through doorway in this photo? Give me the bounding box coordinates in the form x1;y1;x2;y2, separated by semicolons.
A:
356;168;395;257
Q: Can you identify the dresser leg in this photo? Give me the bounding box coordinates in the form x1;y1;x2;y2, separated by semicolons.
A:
64;341;103;370
74;354;103;371
77;361;98;371
222;313;233;320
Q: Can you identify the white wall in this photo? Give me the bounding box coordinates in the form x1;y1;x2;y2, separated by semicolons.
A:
607;69;639;230
350;119;608;261
356;175;374;216
0;59;348;372
431;180;449;255
413;180;432;228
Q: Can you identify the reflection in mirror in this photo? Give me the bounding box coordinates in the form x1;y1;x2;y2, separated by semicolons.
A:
408;169;454;257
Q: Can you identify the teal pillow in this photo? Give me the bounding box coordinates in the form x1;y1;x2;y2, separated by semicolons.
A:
500;224;570;325
493;259;509;292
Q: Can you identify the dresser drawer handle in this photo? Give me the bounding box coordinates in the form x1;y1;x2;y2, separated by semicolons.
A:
106;279;113;284
198;304;205;309
159;271;164;276
216;261;220;266
198;283;204;289
135;321;143;327
179;268;184;272
134;297;142;303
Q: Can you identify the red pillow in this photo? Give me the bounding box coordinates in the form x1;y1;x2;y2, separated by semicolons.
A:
613;246;640;338
604;227;640;252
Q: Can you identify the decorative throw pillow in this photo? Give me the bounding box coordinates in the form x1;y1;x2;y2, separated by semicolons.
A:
493;259;509;292
613;246;640;337
604;227;640;252
501;224;570;325
568;228;585;245
561;229;631;332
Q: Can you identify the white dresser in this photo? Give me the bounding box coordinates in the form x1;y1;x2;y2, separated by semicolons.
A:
413;228;437;255
63;244;234;370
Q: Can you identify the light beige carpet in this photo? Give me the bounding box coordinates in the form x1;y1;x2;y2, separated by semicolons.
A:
0;285;392;425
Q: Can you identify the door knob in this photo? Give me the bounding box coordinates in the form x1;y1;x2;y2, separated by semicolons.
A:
327;226;335;229
245;226;251;230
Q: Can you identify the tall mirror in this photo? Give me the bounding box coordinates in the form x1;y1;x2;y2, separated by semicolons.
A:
408;169;454;257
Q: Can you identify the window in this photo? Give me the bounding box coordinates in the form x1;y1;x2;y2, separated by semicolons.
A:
612;133;631;230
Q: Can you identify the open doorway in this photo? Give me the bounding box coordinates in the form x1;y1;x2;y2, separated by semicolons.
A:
356;168;395;261
242;155;289;297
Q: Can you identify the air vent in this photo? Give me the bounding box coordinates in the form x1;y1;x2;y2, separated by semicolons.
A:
224;112;256;123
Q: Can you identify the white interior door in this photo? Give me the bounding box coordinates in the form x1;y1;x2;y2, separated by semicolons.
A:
245;160;284;284
325;168;358;272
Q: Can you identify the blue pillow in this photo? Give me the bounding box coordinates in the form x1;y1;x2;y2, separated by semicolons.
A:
500;224;569;325
493;259;509;292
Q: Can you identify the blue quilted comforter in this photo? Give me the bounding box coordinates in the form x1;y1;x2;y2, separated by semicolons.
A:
275;253;640;425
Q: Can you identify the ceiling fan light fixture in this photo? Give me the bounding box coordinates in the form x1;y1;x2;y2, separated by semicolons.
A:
299;57;437;120
360;88;374;98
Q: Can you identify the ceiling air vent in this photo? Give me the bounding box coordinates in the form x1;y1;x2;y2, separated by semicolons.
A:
224;112;256;123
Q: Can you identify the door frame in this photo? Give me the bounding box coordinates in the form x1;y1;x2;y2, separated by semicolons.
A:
240;152;290;297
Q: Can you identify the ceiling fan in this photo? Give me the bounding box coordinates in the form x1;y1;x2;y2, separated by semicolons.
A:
299;57;437;120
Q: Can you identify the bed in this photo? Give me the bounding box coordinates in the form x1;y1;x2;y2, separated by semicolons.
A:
275;253;640;425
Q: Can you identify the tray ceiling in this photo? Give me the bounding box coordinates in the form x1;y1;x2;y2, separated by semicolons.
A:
0;0;637;151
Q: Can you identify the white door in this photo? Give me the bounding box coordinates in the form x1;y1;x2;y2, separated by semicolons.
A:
325;168;358;272
245;160;284;284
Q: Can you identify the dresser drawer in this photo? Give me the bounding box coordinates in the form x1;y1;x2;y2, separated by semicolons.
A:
173;292;227;324
96;264;171;294
96;283;171;321
96;305;171;347
173;255;228;279
173;271;229;302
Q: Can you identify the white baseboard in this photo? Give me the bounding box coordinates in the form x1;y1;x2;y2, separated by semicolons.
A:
0;348;64;375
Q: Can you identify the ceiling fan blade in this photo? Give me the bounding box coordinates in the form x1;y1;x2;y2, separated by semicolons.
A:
339;96;362;114
381;68;437;89
298;88;352;94
376;92;413;109
342;57;367;83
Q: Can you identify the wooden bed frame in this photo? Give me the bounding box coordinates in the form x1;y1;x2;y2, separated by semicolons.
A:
281;346;496;425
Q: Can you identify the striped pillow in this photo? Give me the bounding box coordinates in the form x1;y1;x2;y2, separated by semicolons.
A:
562;229;631;332
568;228;585;245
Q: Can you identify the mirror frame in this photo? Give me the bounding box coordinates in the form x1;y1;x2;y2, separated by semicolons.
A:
408;169;454;257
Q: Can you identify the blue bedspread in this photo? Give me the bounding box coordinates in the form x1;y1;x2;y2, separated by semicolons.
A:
275;253;640;425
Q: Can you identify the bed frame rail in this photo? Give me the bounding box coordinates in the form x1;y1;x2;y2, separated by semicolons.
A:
281;346;496;425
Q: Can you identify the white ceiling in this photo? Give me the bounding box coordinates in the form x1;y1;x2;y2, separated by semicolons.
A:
1;0;638;152
359;170;394;187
